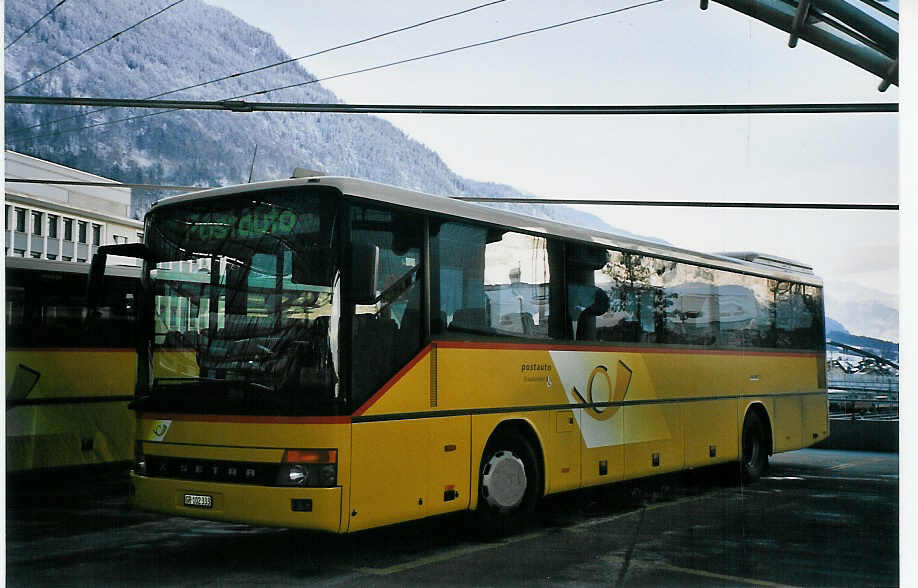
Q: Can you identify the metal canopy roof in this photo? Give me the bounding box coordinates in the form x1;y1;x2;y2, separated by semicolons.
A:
705;0;898;91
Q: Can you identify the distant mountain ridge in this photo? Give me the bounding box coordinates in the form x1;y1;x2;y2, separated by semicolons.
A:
823;280;898;343
3;0;627;238
4;0;897;343
827;331;899;363
824;317;847;335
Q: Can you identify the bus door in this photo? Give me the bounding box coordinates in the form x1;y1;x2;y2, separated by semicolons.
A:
346;204;470;531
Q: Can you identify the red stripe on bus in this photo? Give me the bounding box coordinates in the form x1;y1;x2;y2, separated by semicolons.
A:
139;413;351;425
138;340;820;424
353;344;433;417
432;340;823;358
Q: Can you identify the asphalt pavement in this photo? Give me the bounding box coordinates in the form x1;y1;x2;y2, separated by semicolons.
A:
6;449;898;587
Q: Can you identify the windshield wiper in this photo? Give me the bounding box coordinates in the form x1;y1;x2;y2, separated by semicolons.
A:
130;377;223;409
374;265;419;307
131;377;278;411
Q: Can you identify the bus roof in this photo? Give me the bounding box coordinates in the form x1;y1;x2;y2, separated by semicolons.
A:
5;256;142;279
151;176;822;287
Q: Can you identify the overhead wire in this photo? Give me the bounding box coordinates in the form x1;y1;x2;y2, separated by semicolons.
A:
4;179;900;210
452;197;899;210
12;105;189;144
9;0;667;144
6;179;200;191
8;98;896;145
237;0;668;99
7;0;508;137
6;0;187;93
5;0;67;50
5;96;899;114
154;0;508;102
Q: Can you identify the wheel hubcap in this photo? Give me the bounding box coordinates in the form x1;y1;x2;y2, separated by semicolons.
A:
482;450;527;510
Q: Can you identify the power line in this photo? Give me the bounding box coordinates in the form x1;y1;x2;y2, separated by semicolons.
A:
7;98;896;145
9;0;668;143
452;197;899;210
154;0;508;103
12;106;184;144
8;0;507;137
4;96;899;115
5;179;200;191
6;0;186;93
5;179;900;210
240;0;668;99
5;0;67;50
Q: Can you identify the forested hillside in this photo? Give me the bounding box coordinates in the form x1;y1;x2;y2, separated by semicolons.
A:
4;0;617;235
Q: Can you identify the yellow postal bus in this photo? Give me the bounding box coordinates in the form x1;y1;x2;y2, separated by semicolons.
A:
93;176;827;533
6;257;140;473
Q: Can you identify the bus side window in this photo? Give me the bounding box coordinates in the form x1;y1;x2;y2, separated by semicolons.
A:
349;204;423;407
567;244;639;343
5;282;28;347
431;222;488;336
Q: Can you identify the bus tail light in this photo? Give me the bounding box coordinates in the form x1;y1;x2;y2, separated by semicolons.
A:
284;449;337;464
276;449;337;487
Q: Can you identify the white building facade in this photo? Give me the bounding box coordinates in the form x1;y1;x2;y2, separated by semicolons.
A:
4;150;144;264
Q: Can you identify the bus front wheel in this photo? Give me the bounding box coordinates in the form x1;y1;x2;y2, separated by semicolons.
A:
741;410;769;482
476;433;540;534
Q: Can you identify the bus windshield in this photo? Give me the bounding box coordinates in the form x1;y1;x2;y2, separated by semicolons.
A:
139;187;342;416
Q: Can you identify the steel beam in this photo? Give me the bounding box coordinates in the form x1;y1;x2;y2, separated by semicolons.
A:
710;0;897;87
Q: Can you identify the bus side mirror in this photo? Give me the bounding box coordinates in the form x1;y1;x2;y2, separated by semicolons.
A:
348;243;380;305
6;364;40;410
87;243;154;309
87;249;110;310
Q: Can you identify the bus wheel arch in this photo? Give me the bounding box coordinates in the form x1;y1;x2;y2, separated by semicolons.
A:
741;403;772;482
475;420;544;534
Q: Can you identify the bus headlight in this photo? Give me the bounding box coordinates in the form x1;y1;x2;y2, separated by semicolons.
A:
134;441;147;475
287;464;307;485
275;449;337;487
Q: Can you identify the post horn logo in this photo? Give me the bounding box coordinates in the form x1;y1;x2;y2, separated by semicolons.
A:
151;420;172;441
571;360;632;421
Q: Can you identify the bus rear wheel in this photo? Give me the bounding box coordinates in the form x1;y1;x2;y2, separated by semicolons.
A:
476;433;540;535
741;410;769;482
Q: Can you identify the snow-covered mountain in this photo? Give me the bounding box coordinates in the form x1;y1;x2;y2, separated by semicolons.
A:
4;0;897;344
3;0;625;237
823;279;898;343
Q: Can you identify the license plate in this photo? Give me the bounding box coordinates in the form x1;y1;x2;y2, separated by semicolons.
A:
183;493;213;508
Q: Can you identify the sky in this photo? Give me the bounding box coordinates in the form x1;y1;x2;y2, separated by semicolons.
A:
205;0;900;299
197;1;914;556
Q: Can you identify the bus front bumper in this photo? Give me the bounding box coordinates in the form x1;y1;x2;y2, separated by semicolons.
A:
130;473;343;532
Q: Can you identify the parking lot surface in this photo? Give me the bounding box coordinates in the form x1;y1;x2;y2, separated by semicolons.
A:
6;449;898;587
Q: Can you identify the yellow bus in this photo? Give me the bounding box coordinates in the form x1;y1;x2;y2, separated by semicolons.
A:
93;176;827;533
6;257;140;474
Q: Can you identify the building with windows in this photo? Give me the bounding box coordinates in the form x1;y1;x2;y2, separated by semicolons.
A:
4;150;144;264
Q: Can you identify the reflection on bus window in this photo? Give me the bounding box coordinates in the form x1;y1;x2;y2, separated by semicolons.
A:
6;267;137;349
349;204;423;408
432;222;557;339
563;247;822;351
775;282;823;350
144;187;342;416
